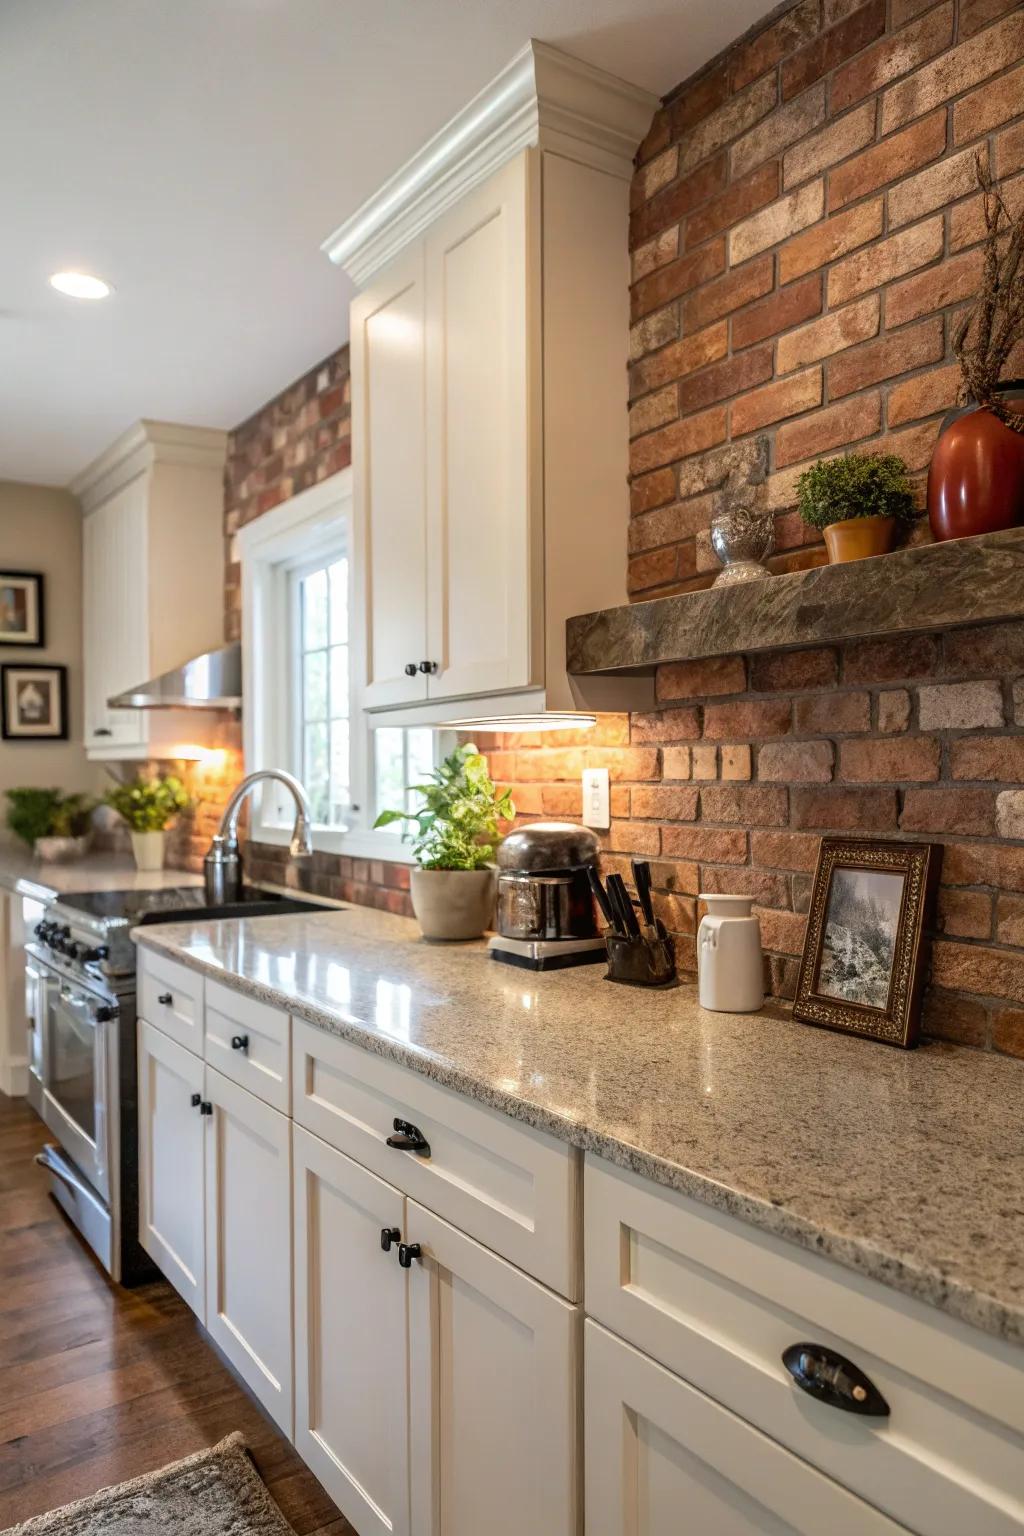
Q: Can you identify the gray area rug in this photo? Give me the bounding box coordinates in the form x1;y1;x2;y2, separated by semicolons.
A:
0;1434;297;1536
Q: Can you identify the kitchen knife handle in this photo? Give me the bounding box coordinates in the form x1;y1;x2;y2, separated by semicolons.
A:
588;866;616;929
609;874;641;940
632;860;656;927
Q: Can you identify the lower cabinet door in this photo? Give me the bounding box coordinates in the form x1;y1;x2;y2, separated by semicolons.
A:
293;1125;410;1536
584;1322;909;1536
204;1065;293;1435
406;1200;579;1536
137;1020;205;1319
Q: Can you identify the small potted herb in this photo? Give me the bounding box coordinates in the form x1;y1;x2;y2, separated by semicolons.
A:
374;743;514;940
797;453;916;563
105;773;191;871
5;788;94;863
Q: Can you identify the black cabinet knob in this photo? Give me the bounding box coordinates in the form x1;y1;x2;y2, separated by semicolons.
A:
782;1343;889;1416
386;1117;431;1156
398;1242;422;1269
200;1101;213;1116
93;727;113;737
418;660;437;674
158;992;173;1006
231;1035;249;1052
404;662;418;677
191;1093;202;1108
380;1226;402;1252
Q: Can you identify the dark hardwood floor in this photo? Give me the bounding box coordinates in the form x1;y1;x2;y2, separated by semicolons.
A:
0;1092;351;1533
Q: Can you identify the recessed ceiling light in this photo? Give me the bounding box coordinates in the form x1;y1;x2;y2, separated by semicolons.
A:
49;271;113;300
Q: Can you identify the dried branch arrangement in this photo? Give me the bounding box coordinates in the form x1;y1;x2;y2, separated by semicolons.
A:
952;156;1024;437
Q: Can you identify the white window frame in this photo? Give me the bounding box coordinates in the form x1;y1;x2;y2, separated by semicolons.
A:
238;468;422;862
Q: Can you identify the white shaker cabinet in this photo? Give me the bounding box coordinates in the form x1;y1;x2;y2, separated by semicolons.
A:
293;1127;410;1536
137;1019;206;1319
351;245;429;711
204;1065;293;1437
584;1322;906;1536
406;1200;579;1536
73;420;227;760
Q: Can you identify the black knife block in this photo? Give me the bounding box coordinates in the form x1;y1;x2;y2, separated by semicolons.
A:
604;923;678;988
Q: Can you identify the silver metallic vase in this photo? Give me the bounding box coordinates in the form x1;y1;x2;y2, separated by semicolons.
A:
709;505;775;586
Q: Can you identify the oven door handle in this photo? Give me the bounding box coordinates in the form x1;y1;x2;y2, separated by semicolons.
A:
34;1148;93;1201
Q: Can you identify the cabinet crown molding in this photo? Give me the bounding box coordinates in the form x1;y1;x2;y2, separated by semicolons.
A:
321;38;657;286
71;419;228;513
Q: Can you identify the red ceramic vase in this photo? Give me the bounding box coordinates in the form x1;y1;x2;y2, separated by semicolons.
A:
927;403;1024;542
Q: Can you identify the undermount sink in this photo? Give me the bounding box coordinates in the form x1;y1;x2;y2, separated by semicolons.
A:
134;886;339;927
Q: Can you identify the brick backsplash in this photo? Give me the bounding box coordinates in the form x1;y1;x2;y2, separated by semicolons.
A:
626;0;1024;600
483;622;1024;1058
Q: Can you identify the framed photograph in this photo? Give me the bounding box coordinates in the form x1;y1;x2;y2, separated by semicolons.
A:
1;664;68;741
0;571;45;647
794;837;942;1049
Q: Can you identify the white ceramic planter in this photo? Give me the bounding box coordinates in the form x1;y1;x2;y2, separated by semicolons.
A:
410;867;497;941
697;893;764;1013
130;829;167;872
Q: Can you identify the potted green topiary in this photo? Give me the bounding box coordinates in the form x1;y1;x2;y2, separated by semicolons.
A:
797;453;916;563
105;773;191;871
5;788;94;862
374;743;514;940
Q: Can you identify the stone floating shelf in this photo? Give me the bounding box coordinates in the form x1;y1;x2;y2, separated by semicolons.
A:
566;527;1024;675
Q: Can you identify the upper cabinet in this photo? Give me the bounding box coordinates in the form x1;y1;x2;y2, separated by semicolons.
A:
327;41;658;726
72;421;227;760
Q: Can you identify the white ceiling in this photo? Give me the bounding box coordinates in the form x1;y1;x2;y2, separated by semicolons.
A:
1;0;775;488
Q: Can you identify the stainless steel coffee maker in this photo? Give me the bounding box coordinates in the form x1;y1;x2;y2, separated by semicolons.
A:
489;822;606;971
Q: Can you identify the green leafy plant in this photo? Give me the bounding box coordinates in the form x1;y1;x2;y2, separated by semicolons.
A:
5;788;94;847
373;744;514;870
105;773;191;832
797;453;916;530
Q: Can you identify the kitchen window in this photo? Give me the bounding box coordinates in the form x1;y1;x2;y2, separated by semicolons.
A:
238;468;436;858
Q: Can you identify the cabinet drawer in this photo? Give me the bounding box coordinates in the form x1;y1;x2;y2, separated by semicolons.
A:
138;949;203;1054
585;1155;1024;1536
292;1019;580;1298
204;979;290;1112
585;1320;906;1536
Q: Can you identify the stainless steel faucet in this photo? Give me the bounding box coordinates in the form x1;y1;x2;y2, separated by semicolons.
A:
204;769;314;904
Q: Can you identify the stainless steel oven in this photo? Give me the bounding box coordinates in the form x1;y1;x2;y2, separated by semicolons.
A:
39;969;115;1204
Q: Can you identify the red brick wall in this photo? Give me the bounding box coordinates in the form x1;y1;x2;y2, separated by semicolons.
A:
626;0;1024;598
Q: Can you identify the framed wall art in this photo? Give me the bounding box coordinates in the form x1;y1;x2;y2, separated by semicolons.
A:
1;663;68;741
0;571;45;647
793;837;942;1049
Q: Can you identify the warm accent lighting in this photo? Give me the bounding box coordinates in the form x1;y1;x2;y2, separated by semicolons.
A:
438;714;597;732
49;271;113;300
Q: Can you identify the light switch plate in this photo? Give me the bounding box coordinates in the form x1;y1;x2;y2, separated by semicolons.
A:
582;767;610;830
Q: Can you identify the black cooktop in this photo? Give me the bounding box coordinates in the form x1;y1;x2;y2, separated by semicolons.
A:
57;886;335;928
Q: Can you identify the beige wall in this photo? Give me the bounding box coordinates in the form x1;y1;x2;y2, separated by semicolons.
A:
0;480;97;842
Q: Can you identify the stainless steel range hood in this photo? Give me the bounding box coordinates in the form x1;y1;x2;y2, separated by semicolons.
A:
107;643;242;711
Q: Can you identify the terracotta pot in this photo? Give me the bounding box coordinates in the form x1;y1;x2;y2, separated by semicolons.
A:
927;398;1024;542
410;867;496;941
822;514;896;564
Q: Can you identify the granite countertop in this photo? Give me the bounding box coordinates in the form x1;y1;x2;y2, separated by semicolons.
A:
134;904;1024;1348
0;846;203;902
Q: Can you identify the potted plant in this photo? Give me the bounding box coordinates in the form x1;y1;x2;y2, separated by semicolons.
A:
374;743;514;940
797;453;916;563
105;773;191;871
929;156;1024;541
5;788;94;862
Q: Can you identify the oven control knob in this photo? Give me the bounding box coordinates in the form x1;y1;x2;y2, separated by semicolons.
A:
94;1004;116;1023
58;925;71;939
82;945;109;964
66;941;82;961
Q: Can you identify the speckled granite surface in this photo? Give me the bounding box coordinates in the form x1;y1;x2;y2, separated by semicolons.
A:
135;904;1024;1347
0;849;202;902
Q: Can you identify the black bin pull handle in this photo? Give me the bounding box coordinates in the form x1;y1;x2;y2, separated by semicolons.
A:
782;1343;889;1417
386;1117;431;1156
158;992;173;1006
231;1034;249;1053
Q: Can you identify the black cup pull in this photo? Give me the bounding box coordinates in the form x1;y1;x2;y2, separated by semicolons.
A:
386;1117;431;1156
398;1242;422;1269
158;992;173;1006
782;1343;890;1417
404;662;418;677
418;660;437;674
380;1226;402;1252
231;1035;249;1053
191;1093;202;1108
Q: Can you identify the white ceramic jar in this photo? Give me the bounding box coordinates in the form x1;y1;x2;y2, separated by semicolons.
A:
697;894;764;1013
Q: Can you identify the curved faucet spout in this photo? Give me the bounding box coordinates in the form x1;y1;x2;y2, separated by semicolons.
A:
204;768;314;903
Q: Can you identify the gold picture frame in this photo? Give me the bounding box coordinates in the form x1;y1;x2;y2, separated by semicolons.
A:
793;838;941;1049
